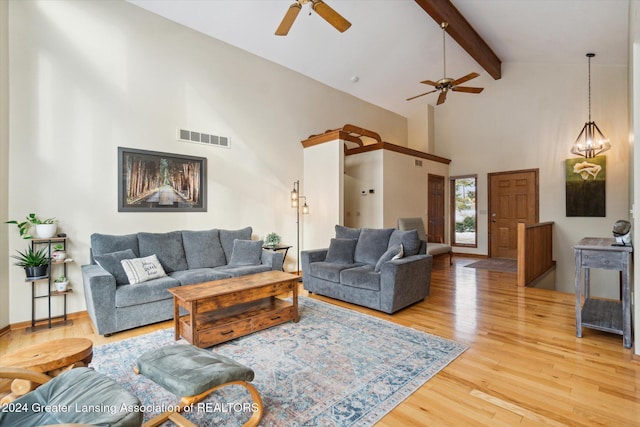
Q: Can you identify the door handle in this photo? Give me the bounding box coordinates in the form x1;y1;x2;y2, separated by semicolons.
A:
491;213;497;223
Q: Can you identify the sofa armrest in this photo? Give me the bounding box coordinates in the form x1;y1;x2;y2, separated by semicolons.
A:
81;264;117;335
379;254;432;313
300;248;328;281
261;249;284;271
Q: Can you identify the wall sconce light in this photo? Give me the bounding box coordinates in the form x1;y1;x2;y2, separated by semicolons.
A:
291;180;309;276
571;53;611;158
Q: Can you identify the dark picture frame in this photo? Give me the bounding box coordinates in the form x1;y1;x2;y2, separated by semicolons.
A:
118;147;207;212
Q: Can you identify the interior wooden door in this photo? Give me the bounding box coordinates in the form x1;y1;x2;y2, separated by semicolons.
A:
428;174;445;243
488;169;539;259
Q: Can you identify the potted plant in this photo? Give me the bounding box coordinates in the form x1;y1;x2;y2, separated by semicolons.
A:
54;275;69;292
264;232;281;248
51;243;66;262
6;213;57;239
10;246;49;278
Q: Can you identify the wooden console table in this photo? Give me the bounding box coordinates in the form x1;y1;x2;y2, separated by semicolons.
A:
168;271;299;348
574;237;633;348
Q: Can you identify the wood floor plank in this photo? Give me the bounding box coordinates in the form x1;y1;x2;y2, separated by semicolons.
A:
2;257;640;426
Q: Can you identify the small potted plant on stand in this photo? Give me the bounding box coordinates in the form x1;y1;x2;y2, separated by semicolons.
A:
54;275;69;292
6;213;57;239
264;232;281;248
10;246;50;278
51;243;66;262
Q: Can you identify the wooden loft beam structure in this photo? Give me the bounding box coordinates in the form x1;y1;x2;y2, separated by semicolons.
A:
414;0;502;80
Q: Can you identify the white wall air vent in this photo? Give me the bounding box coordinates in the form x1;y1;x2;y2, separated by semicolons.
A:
177;128;231;149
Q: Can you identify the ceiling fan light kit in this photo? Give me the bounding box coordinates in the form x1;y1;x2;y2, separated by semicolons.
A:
570;53;611;158
407;21;484;105
275;0;351;36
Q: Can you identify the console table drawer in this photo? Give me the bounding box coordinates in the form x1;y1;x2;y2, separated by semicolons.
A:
199;318;253;347
580;250;623;270
253;305;295;330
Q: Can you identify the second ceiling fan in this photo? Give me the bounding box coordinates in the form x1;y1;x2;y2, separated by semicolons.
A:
407;22;484;105
275;0;351;36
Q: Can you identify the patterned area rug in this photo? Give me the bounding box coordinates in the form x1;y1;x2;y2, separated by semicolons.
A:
91;297;466;426
465;258;518;273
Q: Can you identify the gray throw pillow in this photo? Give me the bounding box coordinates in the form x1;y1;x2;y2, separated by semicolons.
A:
182;229;226;269
374;244;404;272
354;228;395;265
228;239;263;266
388;229;420;256
94;249;136;285
325;238;357;264
219;227;253;263
335;225;361;240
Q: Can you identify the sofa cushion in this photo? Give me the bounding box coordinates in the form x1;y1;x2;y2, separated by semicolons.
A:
335;225;361;240
219;227;252;263
94;249;136;285
91;233;140;258
309;262;362;283
374;243;404;272
354;228;394;265
138;231;188;273
388;229;420;257
121;255;167;285
170;268;232;286
228;239;263;266
340;265;381;291
214;265;272;277
325;238;357;264
182;229;226;269
115;275;179;308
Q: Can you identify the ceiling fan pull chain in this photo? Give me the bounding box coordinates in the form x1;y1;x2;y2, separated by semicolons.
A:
442;22;447;81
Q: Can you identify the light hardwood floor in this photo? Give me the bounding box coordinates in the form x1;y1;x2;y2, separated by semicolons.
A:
1;257;639;426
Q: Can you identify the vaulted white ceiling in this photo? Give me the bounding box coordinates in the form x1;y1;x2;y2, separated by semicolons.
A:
128;0;630;118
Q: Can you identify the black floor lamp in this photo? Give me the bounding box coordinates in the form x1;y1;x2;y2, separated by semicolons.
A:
291;180;309;276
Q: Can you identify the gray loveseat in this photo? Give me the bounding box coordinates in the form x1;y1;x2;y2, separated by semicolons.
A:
301;225;432;314
82;227;283;336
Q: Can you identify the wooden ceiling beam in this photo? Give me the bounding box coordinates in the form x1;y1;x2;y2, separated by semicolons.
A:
414;0;502;80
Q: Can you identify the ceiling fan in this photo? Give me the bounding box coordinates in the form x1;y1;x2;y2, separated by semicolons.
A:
275;0;351;36
407;22;484;105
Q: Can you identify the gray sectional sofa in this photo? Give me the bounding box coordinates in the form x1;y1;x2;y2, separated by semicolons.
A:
301;225;432;314
81;227;283;336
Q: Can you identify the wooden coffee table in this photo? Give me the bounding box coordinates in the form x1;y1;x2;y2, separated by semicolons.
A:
168;270;299;348
0;337;93;403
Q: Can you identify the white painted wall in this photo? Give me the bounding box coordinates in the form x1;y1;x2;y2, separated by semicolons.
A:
5;0;406;324
303;140;344;251
0;1;9;330
428;61;629;299
344;150;384;228
343;148;450;233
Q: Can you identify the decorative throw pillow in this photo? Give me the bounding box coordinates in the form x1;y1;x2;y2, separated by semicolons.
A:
325;238;357;265
219;227;253;263
388;229;420;256
94;249;137;285
228;239;263;266
374;244;404;272
120;254;167;285
354;228;395;265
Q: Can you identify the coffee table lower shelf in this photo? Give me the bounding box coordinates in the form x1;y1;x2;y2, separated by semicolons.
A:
178;298;295;348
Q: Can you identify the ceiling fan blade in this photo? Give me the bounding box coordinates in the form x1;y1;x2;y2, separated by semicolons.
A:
437;91;447;105
406;89;438;101
452;86;484;93
452;72;479;86
311;0;352;33
275;3;302;36
420;80;439;86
